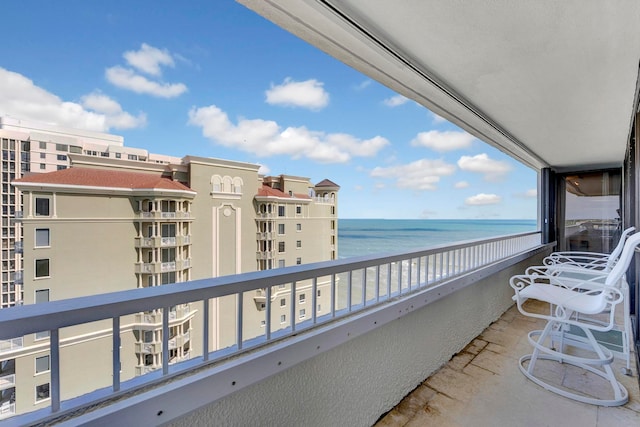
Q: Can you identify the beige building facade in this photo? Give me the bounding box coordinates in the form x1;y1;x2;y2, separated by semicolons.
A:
1;149;338;417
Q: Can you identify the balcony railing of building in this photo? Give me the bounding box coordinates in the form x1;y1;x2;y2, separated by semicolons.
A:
0;374;15;391
0;402;15;420
13;242;22;254
0;337;22;355
0;231;547;425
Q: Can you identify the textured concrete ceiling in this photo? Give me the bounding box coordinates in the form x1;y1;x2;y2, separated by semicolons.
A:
239;0;640;171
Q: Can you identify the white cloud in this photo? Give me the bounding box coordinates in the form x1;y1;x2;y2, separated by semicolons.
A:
525;188;537;198
355;79;372;90
81;92;147;129
457;153;511;181
383;94;409;107
106;66;187;98
188;104;388;163
465;193;502;205
431;112;447;124
454;181;469;189
370;158;456;191
411;130;474;152
257;164;270;175
123;43;174;76
265;78;329;110
0;67;145;131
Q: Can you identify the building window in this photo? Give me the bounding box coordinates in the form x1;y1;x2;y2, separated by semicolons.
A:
278;260;285;268
143;331;154;343
296;223;301;231
299;309;306;319
39;152;46;159
55;144;68;152
280;298;286;307
317;290;321;297
35;259;50;278
278;224;285;235
280;314;286;324
35;198;50;216
36;383;50;402
39;163;46;170
56;165;67;170
278;206;285;217
331;206;336;215
35;228;50;247
115;153;121;159
100;152;109;157
128;154;138;160
56;154;67;161
39;141;47;150
296;240;301;248
35;355;50;374
144;354;154;366
296;257;301;265
299;293;306;304
260;320;266;327
317;304;322;312
278;242;285;253
296;205;302;214
161;272;176;285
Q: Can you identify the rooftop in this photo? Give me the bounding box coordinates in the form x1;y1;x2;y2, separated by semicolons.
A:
375;300;640;426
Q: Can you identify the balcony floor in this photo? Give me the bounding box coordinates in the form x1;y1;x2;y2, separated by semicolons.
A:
375;300;640;426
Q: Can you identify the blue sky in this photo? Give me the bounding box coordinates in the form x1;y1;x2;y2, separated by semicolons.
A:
1;1;537;219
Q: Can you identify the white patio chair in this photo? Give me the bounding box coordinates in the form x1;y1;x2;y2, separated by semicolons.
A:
542;226;634;272
510;232;640;406
520;227;636;374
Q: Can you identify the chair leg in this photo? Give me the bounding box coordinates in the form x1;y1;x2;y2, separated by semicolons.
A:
519;321;628;406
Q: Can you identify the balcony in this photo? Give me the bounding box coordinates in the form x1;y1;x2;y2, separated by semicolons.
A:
0;374;15;391
13;241;22;254
136;211;193;220
0;402;15;421
256;250;275;260
0;338;22;355
0;232;557;425
135;236;191;248
12;271;22;285
256;232;274;240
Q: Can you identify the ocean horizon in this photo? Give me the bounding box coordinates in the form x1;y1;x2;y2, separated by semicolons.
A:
337;218;537;259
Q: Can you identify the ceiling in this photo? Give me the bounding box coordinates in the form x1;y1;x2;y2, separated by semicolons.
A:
238;0;640;171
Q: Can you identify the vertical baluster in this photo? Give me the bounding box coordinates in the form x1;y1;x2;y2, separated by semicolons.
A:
397;260;403;295
312;277;318;324
417;256;422;288
347;271;352;312
162;306;169;375
361;268;367;307
407;258;412;291
438;252;444;281
203;299;210;361
237;292;244;350
291;282;297;331
112;317;121;392
386;262;392;298
50;328;60;412
266;287;272;339
330;274;336;318
375;264;381;302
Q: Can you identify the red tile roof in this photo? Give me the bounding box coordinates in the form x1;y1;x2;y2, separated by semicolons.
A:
315;179;340;188
256;185;310;199
14;168;193;192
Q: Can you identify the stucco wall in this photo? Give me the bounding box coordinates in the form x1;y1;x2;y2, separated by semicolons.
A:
171;252;548;427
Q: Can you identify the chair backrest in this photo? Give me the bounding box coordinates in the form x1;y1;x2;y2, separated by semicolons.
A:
605;226;635;269
605;230;640;287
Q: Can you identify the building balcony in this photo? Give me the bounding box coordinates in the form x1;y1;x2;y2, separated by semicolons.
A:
0;338;22;355
0;231;570;425
0;374;15;391
135;260;185;274
256;232;274;240
135;211;193;221
13;241;22;254
134;305;193;326
0;402;15;420
256;250;275;260
135;235;191;248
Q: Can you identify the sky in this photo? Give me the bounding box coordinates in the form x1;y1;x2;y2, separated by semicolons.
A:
0;1;538;219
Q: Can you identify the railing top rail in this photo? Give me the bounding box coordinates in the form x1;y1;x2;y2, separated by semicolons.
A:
0;231;541;340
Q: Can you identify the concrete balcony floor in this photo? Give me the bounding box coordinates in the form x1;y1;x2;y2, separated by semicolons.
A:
375;300;640;426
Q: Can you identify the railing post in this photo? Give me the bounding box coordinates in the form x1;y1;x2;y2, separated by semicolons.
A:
50;328;60;413
162;307;169;375
237;292;243;350
112;317;121;392
203;299;209;361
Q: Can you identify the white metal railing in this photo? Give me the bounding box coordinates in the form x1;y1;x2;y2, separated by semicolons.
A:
0;337;22;354
0;231;541;423
0;374;16;390
161;237;177;246
0;402;16;419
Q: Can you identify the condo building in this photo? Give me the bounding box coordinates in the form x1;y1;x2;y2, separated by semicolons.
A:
0;122;338;417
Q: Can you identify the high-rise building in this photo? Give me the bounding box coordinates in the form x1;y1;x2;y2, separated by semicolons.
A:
0;122;338;417
0;116;180;310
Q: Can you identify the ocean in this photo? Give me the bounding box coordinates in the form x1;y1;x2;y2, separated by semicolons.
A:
337;218;537;259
